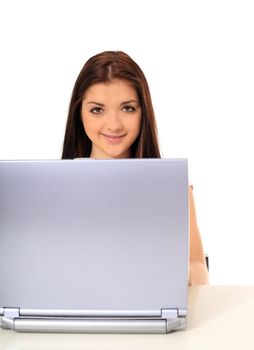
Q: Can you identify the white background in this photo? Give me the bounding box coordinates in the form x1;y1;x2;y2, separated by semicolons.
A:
0;0;253;285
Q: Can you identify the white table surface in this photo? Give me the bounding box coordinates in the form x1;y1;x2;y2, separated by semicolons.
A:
0;285;254;350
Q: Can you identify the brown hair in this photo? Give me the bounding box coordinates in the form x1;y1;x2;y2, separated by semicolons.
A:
62;51;161;159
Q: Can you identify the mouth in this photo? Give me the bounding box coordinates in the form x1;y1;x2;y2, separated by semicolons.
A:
102;133;126;144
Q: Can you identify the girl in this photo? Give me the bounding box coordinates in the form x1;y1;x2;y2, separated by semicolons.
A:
62;51;209;285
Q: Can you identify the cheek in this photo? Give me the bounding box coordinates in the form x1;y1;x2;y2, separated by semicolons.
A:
131;114;142;135
82;114;100;135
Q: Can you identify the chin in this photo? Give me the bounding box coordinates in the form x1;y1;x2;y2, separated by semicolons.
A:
104;149;129;159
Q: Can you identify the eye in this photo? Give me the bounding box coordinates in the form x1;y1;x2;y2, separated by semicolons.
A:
122;105;136;113
90;107;103;114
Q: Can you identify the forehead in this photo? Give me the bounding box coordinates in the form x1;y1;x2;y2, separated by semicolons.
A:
83;79;139;101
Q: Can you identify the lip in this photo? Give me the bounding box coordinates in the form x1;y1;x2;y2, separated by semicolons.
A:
102;133;126;144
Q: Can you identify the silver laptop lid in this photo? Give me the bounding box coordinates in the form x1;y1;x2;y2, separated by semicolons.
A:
0;159;188;333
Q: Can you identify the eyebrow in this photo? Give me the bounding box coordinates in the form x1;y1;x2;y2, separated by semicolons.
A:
86;100;140;106
86;101;105;106
120;100;140;105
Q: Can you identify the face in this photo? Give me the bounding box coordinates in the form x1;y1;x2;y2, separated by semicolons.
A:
81;79;142;159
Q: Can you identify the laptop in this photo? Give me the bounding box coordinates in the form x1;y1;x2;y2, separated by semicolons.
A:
0;158;189;334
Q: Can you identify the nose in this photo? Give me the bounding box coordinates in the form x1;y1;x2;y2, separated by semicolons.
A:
106;112;123;132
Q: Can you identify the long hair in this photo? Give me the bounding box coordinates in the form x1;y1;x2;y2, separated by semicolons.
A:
62;51;161;159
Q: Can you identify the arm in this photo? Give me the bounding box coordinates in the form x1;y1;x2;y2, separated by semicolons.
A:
189;186;209;285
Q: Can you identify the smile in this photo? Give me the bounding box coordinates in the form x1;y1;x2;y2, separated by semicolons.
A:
102;133;126;144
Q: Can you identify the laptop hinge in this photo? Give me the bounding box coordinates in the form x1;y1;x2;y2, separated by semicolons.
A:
1;308;187;333
161;308;187;332
13;318;167;333
1;307;167;333
1;308;20;330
